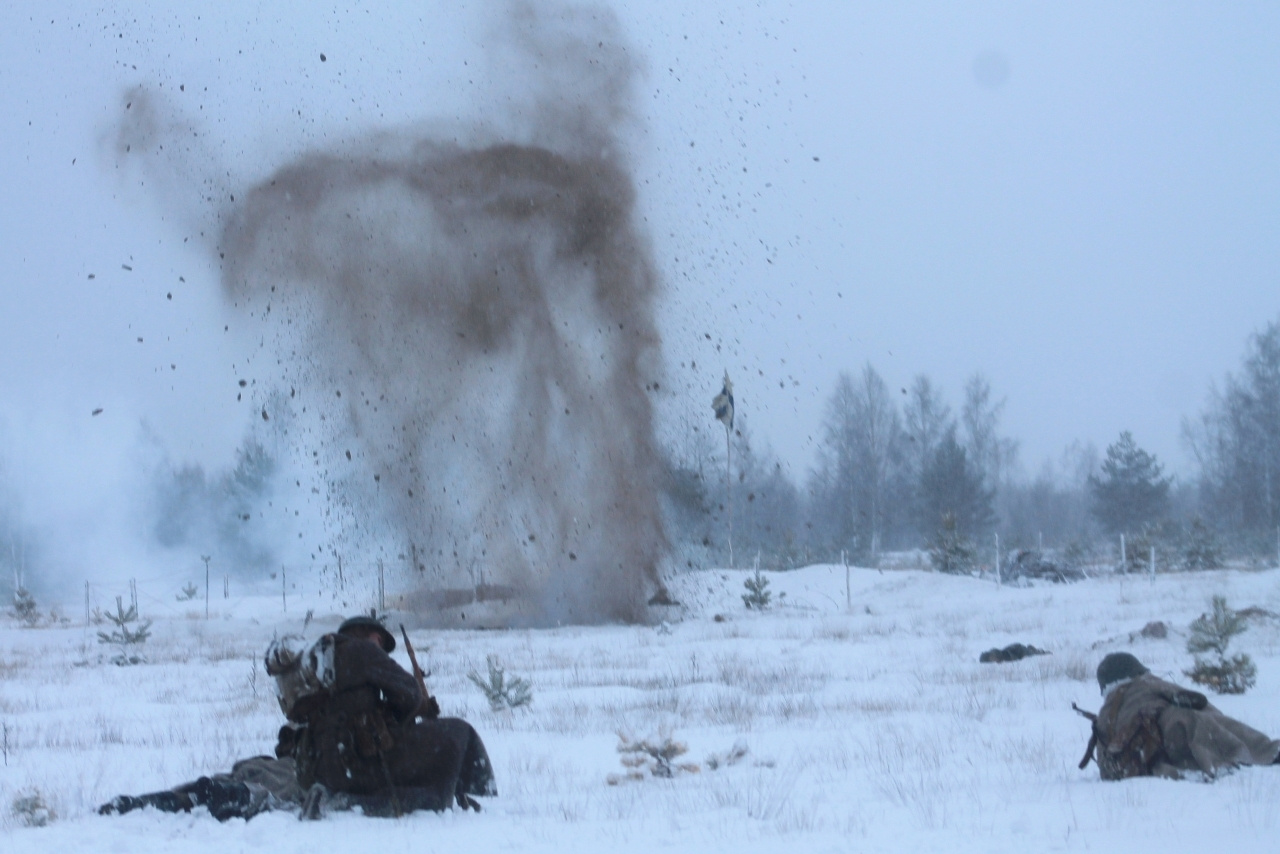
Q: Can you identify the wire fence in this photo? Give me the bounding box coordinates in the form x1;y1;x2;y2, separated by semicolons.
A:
77;557;427;628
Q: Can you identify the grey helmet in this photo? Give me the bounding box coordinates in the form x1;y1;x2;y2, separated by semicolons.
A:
1096;652;1149;695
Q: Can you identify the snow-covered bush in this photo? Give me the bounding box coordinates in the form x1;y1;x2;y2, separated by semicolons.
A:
10;789;54;827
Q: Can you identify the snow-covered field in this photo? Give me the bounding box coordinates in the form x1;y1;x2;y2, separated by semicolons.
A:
3;564;1280;853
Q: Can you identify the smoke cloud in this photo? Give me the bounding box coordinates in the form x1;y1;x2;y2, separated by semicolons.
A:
202;5;669;624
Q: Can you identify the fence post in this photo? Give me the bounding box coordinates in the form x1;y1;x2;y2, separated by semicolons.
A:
995;533;1001;586
201;555;211;619
1120;534;1126;574
843;550;850;612
282;566;287;613
1149;544;1156;584
84;581;90;627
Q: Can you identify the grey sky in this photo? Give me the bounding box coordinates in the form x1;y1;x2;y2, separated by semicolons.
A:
2;2;1278;579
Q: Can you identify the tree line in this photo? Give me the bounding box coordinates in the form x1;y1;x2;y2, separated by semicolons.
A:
664;316;1280;572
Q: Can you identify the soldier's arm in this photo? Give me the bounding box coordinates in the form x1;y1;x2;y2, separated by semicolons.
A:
333;638;423;719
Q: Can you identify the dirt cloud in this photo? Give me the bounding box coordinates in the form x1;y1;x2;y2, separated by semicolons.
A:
210;6;668;624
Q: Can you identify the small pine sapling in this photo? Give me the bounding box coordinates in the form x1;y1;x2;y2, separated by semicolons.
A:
742;567;772;610
176;581;199;601
1185;595;1256;694
608;731;700;784
96;595;153;666
467;655;532;711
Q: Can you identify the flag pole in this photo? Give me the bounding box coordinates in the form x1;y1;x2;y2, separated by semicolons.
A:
725;420;734;570
712;372;736;570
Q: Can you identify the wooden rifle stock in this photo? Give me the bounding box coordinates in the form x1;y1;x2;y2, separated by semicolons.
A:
400;624;439;719
1072;702;1099;769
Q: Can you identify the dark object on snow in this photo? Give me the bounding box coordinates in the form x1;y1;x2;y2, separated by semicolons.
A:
1134;621;1168;640
1003;550;1085;584
979;643;1049;663
1076;652;1280;780
98;756;302;821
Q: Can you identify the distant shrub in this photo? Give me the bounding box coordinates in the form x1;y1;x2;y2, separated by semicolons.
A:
11;789;55;827
742;567;772;610
12;586;38;626
1181;518;1223;571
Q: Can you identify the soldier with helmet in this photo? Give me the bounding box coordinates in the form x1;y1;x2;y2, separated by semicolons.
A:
268;614;495;816
1078;652;1280;780
100;615;495;820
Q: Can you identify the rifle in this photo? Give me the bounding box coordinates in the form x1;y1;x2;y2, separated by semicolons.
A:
1072;702;1099;769
400;625;440;719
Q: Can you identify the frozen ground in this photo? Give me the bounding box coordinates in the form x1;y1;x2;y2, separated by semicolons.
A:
3;564;1280;853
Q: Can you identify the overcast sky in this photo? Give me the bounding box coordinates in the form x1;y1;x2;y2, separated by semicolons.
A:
2;2;1279;575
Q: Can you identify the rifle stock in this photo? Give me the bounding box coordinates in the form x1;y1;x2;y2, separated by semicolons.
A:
400;624;438;719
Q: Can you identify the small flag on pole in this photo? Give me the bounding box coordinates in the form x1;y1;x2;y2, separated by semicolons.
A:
712;372;734;430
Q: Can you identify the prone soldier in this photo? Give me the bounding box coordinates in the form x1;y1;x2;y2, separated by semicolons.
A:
1076;652;1280;780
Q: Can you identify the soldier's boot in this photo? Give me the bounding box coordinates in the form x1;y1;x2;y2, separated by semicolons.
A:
184;776;253;822
98;790;195;816
299;783;329;821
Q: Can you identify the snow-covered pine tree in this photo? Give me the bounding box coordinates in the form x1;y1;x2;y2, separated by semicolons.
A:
929;512;976;574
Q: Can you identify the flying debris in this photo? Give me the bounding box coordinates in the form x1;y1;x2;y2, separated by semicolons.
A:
92;408;103;416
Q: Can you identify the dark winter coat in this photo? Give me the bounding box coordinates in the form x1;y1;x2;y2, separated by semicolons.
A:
281;632;496;809
1092;673;1280;780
